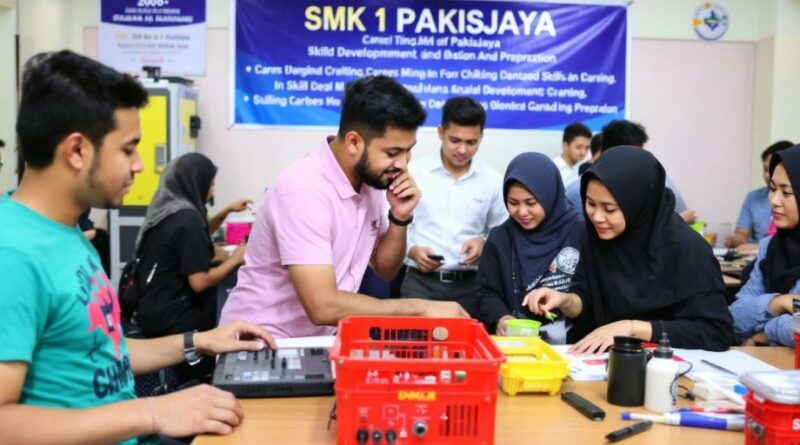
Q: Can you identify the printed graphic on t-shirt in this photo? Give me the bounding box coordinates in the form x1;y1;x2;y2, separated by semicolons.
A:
555;247;580;275
530;247;581;293
370;217;380;234
87;272;122;359
76;254;133;399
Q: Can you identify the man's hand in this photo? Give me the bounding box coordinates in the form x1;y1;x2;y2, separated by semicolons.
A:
496;315;516;336
725;233;746;248
149;385;244;436
386;171;420;222
408;245;442;273
419;301;470;318
194;320;277;356
459;237;485;265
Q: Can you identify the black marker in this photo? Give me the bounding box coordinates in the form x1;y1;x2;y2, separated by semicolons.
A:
605;420;653;442
561;392;605;421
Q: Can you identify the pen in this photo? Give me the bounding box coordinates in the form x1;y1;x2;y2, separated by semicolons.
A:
700;359;737;376
621;412;744;431
605;420;652;442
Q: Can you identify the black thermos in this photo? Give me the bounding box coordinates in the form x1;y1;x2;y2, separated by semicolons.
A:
606;336;648;406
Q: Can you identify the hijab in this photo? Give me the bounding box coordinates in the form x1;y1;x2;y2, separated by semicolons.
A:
498;152;581;292
760;144;800;293
576;146;723;323
134;153;217;250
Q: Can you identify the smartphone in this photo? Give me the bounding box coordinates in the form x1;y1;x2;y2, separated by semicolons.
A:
426;253;445;262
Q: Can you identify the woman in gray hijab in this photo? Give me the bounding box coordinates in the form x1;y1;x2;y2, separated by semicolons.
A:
131;153;251;338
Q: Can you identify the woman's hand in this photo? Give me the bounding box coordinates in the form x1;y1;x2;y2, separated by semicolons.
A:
230;242;247;265
570;320;634;355
226;198;253;214
496;315;516;336
522;288;569;315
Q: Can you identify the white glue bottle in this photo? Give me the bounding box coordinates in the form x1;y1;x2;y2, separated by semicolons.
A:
644;332;679;413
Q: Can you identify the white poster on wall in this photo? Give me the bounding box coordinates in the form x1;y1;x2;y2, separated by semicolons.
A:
99;0;206;75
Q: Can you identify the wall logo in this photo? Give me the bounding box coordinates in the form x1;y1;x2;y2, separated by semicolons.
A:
693;3;729;41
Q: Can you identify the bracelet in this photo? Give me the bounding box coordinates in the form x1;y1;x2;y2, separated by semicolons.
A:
388;210;413;227
145;397;157;435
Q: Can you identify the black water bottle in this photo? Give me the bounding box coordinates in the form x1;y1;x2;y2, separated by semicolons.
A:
607;336;648;406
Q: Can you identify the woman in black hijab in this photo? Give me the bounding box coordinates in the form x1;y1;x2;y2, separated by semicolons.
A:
526;147;732;353
478;153;585;343
131;153;252;338
731;144;800;346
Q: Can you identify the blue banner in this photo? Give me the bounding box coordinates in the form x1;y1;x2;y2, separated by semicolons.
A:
100;0;206;75
232;0;628;130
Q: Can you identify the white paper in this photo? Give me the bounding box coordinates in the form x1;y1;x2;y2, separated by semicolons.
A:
551;345;608;381
672;348;777;381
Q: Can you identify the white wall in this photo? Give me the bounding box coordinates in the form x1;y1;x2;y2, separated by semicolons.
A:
630;39;754;228
0;1;15;190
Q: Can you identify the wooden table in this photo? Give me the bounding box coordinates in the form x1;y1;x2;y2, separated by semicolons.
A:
722;273;741;287
194;347;793;444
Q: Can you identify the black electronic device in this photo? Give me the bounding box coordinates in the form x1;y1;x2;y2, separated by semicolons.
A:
426;253;445;262
212;347;334;398
561;391;606;421
605;420;653;442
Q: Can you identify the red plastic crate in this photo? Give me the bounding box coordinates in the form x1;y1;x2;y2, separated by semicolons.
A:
744;392;800;445
330;316;505;445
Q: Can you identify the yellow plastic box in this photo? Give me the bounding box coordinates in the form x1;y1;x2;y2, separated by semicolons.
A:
491;336;569;396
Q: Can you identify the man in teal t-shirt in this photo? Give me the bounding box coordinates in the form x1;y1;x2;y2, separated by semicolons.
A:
0;194;138;410
0;50;276;445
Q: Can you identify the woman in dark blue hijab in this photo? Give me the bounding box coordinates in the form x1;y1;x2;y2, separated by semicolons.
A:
477;152;585;343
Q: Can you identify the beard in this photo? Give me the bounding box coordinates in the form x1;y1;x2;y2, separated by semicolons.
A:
86;155;125;209
354;149;398;190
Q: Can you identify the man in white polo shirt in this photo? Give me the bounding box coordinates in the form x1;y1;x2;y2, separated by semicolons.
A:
400;97;507;316
551;122;592;188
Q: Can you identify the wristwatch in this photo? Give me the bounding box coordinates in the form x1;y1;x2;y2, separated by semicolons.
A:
183;331;203;366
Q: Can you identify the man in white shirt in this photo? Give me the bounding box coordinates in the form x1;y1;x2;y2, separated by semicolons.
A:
401;97;506;316
551;122;592;187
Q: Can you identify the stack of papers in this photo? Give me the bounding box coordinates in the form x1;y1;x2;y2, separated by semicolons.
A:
548;346;777;383
551;345;609;381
